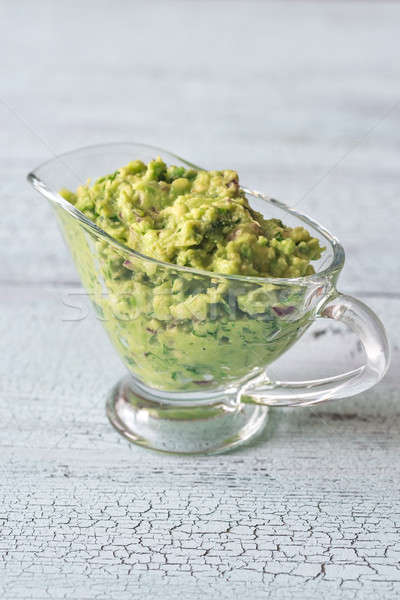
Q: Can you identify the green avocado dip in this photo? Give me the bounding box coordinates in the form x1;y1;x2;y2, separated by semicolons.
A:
59;158;325;391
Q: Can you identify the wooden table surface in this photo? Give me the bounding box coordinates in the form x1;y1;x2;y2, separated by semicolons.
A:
1;1;399;598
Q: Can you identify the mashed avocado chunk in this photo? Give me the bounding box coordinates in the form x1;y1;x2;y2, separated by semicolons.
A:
59;159;325;391
60;158;323;278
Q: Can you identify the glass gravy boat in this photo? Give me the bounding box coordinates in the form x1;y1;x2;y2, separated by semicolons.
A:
28;143;390;454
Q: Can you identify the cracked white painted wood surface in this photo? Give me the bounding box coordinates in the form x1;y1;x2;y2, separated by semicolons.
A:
1;1;399;598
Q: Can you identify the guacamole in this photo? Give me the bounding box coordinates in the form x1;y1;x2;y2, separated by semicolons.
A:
60;157;323;278
59;159;324;391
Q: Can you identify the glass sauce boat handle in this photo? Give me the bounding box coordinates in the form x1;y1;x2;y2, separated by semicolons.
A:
238;294;390;407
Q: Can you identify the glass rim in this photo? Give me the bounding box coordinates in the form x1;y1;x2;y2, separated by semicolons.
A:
27;142;345;285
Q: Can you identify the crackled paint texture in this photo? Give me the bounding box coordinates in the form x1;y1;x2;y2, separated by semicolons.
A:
1;1;400;599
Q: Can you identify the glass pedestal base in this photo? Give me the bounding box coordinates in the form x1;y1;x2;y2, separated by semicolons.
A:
106;377;268;455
